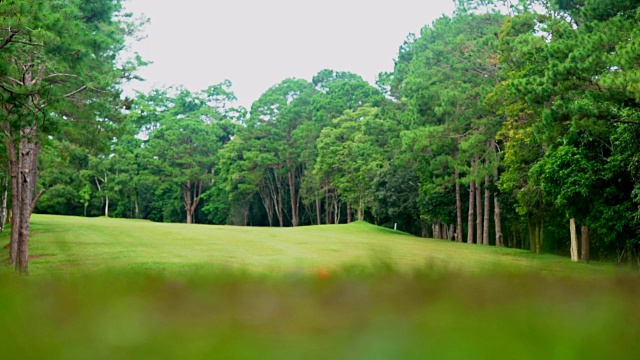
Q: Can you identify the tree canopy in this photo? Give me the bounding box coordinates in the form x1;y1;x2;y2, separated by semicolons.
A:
11;0;640;265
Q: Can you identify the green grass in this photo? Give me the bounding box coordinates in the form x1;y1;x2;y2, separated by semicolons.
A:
12;214;615;277
1;214;638;359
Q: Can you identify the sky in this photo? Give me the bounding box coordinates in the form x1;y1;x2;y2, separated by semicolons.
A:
122;0;457;108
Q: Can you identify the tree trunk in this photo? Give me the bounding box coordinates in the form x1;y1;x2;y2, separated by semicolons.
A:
570;218;579;262
357;199;364;221
7;135;20;265
347;202;352;223
259;179;275;226
277;188;284;227
16;134;39;274
581;225;590;263
333;193;340;224
483;175;490;245
420;221;428;238
183;182;193;224
475;180;482;245
0;175;7;232
315;197;321;225
467;180;475;244
528;219;535;252
492;141;504;246
288;167;298;227
325;186;331;224
455;168;463;243
536;218;543;254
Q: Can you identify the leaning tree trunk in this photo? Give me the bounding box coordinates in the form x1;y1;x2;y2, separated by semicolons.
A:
581;225;590;263
569;218;579;262
483;175;491;245
455;168;463;243
467;180;475;244
475;180;483;245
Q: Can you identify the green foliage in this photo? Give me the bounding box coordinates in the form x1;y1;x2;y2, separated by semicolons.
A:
26;0;640;262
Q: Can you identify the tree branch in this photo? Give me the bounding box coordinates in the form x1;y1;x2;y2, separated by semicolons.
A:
63;85;87;98
610;119;639;125
11;40;45;47
0;29;20;50
42;73;79;82
30;189;46;214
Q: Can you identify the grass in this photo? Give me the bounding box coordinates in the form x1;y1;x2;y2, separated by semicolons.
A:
12;214;615;277
1;214;639;359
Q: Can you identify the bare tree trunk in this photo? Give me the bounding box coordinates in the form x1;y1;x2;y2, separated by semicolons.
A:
288;167;298;227
537;218;543;254
333;193;340;224
570;218;579;262
492;141;504;246
483;175;490;245
455;168;463;242
325;186;331;224
7;135;20;265
347;202;352;223
0;175;7;232
527;219;534;252
277;188;284;227
16;133;39;274
475;180;482;245
259;179;275;226
315;197;321;225
581;225;590;263
467;180;475;244
183;181;193;224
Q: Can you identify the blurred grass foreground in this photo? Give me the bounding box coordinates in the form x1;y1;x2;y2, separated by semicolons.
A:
1;215;639;359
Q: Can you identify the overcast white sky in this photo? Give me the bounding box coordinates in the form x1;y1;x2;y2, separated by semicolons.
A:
123;0;456;108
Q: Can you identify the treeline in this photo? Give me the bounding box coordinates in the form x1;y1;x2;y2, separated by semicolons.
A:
9;0;640;264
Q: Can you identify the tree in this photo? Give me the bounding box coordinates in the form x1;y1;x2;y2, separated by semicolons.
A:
137;85;238;224
0;0;143;273
315;106;385;221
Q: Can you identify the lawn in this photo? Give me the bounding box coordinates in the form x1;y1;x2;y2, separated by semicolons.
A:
14;214;614;277
1;215;638;359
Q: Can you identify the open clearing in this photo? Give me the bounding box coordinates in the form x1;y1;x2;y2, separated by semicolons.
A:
11;214;613;277
1;215;638;359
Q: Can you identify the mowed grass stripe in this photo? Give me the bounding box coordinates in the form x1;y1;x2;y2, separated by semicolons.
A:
8;214;612;276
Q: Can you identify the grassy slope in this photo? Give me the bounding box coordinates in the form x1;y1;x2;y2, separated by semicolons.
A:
1;215;638;359
15;214;611;277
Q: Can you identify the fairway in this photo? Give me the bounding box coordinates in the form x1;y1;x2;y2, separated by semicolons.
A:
15;214;610;277
1;215;639;359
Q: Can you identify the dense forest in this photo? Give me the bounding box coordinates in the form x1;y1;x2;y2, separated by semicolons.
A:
3;0;640;270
